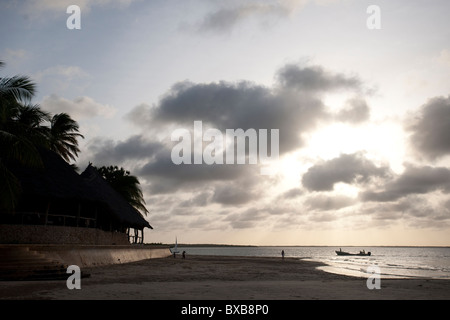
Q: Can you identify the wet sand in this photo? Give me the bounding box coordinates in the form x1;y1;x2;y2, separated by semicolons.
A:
1;255;449;300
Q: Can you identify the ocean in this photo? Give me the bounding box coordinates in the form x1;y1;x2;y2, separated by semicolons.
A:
177;246;450;279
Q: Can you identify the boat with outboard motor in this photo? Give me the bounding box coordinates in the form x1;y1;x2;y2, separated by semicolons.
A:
335;249;371;256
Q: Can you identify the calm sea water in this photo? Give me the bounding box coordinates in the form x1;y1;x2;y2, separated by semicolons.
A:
177;246;450;279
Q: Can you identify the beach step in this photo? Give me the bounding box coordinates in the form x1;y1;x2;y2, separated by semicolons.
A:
0;246;71;281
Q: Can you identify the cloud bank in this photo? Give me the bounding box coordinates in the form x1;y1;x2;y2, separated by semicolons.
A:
407;95;450;161
83;61;450;234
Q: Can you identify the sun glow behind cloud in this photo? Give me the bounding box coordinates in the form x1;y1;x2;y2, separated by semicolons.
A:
305;121;406;172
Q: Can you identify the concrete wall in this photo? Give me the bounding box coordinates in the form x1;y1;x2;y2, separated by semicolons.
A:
0;225;171;268
0;224;129;245
32;245;172;267
0;244;172;268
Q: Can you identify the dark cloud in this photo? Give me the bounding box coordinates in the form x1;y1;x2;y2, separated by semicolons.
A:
395;197;439;219
134;142;266;195
198;5;282;33
120;62;375;218
124;103;153;128
359;195;450;228
127;79;324;155
336;98;370;124
153;81;279;128
224;208;268;229
279;187;303;199
126;63;368;156
229;220;255;229
308;212;338;223
102;62;382;232
304;194;356;211
139;146;252;182
191;1;294;34
301;152;390;191
275;64;362;93
86;135;164;166
87;134;252;189
407;95;450;160
211;184;257;205
179;192;212;207
361;165;450;202
187;216;218;229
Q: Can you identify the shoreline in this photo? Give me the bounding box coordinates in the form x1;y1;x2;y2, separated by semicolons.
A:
1;255;449;300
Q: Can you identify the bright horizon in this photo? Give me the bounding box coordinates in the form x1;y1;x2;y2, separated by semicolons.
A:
1;0;450;246
162;243;450;248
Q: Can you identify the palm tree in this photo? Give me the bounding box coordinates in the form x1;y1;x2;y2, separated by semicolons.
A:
0;61;84;212
0;61;35;103
48;113;84;163
95;165;149;216
0;62;43;212
1;103;51;165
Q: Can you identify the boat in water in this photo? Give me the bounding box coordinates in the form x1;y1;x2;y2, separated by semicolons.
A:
335;249;371;256
170;237;180;254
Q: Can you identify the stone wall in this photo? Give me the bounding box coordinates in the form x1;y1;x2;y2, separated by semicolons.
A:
0;224;129;245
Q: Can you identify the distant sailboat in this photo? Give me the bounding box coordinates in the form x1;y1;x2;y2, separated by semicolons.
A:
170;237;180;254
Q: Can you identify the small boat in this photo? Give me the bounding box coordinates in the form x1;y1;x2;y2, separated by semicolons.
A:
335;249;371;256
170;237;180;254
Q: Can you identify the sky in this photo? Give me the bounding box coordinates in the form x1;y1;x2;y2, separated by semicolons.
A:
1;0;450;246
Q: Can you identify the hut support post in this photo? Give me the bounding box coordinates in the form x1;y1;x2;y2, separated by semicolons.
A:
44;201;50;225
76;203;81;227
94;206;98;228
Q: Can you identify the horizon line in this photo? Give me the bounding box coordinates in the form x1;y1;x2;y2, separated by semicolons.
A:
146;243;450;248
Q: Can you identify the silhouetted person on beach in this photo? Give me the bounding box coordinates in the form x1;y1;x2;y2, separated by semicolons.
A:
281;250;285;260
182;251;186;259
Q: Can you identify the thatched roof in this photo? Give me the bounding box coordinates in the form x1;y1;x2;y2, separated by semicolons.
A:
10;149;152;230
81;165;152;230
9;148;94;202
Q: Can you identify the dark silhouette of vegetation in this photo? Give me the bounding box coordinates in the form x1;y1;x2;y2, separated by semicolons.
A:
0;61;83;212
95;165;149;216
1;61;148;218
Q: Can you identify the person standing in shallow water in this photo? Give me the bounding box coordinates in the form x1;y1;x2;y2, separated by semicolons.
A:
281;250;285;260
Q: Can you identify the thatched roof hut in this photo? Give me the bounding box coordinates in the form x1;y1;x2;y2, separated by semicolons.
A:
3;149;152;244
80;164;152;230
9;148;94;203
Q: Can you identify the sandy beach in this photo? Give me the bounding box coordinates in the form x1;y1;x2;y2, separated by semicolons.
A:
1;255;449;301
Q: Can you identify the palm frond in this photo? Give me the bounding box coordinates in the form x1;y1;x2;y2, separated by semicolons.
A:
49;113;84;162
0;75;36;103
